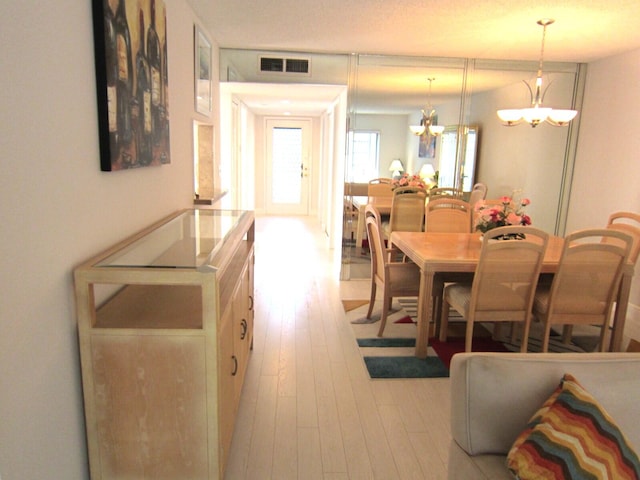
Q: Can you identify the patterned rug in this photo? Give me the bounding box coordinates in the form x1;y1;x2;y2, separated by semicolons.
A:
342;298;598;379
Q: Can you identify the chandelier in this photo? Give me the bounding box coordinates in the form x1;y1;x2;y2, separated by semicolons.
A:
497;19;578;128
410;78;445;136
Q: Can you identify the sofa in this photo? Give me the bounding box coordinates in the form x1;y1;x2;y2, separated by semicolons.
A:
448;352;640;479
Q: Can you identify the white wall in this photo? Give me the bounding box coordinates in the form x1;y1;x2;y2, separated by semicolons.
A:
0;1;217;478
566;48;640;343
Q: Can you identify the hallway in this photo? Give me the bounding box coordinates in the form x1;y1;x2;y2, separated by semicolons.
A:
224;215;451;480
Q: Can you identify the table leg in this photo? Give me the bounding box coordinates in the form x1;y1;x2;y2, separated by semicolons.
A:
415;270;434;359
610;271;632;352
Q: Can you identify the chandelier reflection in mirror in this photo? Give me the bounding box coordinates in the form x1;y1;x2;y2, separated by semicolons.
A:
410;78;445;136
497;19;578;128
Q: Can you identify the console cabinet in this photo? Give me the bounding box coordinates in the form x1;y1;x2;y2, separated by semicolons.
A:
74;208;254;479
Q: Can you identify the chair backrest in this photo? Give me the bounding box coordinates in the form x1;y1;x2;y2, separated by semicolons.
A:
368;180;394;200
605;211;640;264
546;228;632;318
369;177;392;184
343;182;369;197
365;211;387;283
364;203;381;226
470;226;549;318
388;187;427;233
425;198;471;233
429;187;463;200
468;183;488;210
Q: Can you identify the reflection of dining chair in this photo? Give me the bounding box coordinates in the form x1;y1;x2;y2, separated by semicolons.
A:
365;212;421;337
429;187;463;200
368;179;394;203
439;226;549;352
425;198;471;233
468;183;488;206
532;228;632;353
383;187;427;237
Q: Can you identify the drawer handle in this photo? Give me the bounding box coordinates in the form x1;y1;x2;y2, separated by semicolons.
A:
240;319;248;340
231;355;238;376
248;295;254;311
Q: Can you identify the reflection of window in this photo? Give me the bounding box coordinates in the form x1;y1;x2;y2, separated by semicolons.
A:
347;131;379;182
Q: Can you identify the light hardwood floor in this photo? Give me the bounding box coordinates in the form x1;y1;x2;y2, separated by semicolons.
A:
224;215;451;480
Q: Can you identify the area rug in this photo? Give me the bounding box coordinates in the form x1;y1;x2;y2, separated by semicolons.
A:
344;298;597;379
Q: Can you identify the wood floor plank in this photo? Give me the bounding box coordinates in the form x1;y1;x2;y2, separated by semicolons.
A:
298;427;324;480
379;404;427;479
272;396;298;480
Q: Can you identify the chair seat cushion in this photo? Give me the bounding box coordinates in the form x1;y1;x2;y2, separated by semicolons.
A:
507;373;640;480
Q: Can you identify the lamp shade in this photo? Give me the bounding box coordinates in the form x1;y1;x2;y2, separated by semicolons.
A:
547;109;578;126
409;125;426;136
497;109;523;125
428;124;445;135
419;163;435;179
389;159;404;172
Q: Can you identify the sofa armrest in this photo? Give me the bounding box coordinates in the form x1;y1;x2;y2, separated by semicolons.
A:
449;352;640;456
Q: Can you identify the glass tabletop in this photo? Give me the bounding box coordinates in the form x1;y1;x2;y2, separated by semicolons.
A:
96;209;247;269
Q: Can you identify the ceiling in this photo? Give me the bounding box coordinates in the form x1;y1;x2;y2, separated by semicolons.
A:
187;0;640;115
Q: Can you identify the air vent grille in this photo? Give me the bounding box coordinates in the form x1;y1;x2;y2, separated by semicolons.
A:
285;58;309;73
259;56;311;75
260;57;284;72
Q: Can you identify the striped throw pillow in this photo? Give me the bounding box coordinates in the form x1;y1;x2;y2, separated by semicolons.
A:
507;373;640;480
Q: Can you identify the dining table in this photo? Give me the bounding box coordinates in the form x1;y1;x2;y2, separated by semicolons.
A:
389;231;634;358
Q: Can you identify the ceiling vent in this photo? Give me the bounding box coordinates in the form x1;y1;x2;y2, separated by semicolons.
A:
259;56;310;75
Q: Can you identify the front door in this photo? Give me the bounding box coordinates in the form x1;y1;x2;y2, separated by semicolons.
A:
266;118;311;215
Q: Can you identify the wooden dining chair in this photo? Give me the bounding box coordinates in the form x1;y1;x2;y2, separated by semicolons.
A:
560;212;640;344
425;198;471;233
439;226;549;352
365;211;421;337
605;211;640;264
532;228;633;353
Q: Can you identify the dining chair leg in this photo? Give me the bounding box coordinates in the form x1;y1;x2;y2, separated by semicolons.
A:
465;318;475;352
520;320;531;353
439;301;451;342
377;295;392;337
561;325;573;344
541;320;553;353
598;325;609;352
366;282;376;319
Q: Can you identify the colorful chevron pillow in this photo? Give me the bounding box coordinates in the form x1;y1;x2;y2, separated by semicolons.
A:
507;373;640;480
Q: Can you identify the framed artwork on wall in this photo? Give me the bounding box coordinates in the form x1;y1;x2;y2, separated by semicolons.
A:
195;26;212;115
418;115;437;159
92;0;171;171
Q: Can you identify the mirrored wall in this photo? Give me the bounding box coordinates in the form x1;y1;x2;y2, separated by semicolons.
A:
342;55;584;279
218;48;585;281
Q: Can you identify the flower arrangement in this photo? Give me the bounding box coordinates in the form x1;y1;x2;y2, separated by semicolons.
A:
391;173;427;191
474;196;532;237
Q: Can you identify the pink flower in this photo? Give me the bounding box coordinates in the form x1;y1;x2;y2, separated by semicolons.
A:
521;198;531;206
521;214;532;225
500;196;512;204
506;212;521;225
